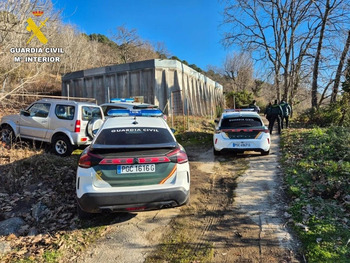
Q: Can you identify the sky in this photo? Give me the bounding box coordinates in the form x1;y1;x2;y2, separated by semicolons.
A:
54;0;232;71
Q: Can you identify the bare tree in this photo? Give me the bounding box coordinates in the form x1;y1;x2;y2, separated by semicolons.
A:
222;0;314;104
308;0;350;107
223;52;253;91
330;30;350;103
155;41;171;59
311;0;333;108
111;25;144;63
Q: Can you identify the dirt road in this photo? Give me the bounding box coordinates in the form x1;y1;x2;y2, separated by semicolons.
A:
77;134;301;263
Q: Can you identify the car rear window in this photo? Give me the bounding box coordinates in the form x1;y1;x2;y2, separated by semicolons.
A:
82;106;102;121
94;127;175;145
220;117;262;128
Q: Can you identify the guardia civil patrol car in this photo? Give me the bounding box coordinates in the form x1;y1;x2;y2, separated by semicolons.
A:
213;109;270;156
76;109;190;218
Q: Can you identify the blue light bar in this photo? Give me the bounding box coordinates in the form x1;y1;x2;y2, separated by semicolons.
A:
110;98;135;103
137;109;163;117
106;109;130;116
107;109;163;117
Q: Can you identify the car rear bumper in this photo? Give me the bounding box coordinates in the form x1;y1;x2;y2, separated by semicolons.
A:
213;135;270;152
77;187;190;213
217;147;269;153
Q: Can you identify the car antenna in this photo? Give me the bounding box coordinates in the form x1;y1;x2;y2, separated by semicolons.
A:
132;116;138;125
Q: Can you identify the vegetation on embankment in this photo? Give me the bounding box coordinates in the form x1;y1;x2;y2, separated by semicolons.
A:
280;127;350;262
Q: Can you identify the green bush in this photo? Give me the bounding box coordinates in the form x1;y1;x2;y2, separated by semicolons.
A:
225;90;254;109
295;94;350;127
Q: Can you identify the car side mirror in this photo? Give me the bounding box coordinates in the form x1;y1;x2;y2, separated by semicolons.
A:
20;110;30;117
171;128;176;134
214;119;219;124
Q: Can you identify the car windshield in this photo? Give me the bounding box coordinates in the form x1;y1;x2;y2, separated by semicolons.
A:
94;127;175;146
220;117;262;128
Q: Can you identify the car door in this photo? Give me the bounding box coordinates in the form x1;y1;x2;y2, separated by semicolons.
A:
19;102;51;140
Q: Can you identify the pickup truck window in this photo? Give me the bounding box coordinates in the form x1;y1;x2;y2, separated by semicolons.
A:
55;104;75;120
28;103;51;118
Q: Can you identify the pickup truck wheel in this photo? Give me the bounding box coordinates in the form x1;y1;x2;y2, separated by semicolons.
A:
0;125;15;145
52;135;73;157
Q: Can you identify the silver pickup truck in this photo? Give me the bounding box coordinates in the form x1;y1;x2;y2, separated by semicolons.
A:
0;99;104;156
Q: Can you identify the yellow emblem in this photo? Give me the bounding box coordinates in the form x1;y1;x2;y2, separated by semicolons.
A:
26;17;48;44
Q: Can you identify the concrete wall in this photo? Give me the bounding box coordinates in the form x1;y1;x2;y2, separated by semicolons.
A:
62;59;224;116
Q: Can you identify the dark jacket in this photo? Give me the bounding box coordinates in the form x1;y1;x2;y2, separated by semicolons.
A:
270;103;283;116
280;101;292;116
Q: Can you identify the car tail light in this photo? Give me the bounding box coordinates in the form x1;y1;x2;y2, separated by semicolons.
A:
215;138;218;144
78;150;102;168
99;158;134;165
167;148;188;164
138;156;170;164
75;120;81;133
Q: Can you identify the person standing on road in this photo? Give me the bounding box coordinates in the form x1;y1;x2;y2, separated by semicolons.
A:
264;102;272;122
279;99;292;129
248;100;260;113
268;100;283;134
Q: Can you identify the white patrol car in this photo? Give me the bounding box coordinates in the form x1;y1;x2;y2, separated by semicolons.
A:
76;109;190;218
213;109;271;156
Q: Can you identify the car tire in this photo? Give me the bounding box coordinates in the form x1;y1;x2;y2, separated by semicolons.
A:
52;135;73;157
77;204;93;220
213;147;220;156
0;125;15;145
261;150;270;156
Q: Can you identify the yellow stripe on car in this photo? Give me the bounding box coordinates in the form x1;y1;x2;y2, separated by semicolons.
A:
159;165;177;184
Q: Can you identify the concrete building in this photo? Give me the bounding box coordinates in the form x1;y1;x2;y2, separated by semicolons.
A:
61;59;224;116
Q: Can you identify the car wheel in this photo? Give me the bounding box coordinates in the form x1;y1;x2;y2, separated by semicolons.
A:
0;125;15;145
77;204;93;220
52;135;73;156
261;150;270;156
213;147;220;156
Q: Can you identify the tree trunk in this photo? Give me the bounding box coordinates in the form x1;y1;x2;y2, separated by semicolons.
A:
311;0;331;108
330;30;350;103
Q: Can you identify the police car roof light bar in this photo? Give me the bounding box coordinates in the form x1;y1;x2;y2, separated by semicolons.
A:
110;98;135;103
107;109;163;117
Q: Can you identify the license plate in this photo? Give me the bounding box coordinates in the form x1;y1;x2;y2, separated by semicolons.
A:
233;142;251;148
117;164;155;174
